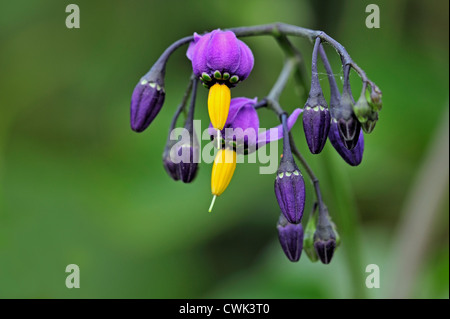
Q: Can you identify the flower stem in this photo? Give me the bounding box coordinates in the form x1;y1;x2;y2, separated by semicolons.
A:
150;23;380;95
165;75;194;147
257;56;326;211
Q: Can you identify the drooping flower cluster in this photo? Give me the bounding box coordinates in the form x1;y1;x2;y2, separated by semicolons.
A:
130;24;382;266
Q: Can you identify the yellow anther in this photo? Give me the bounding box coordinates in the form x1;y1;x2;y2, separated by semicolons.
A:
209;148;237;212
208;83;231;130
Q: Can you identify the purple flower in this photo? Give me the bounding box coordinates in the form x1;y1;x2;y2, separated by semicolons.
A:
277;214;304;262
186;30;254;87
208;97;302;154
328;120;364;166
130;68;166;133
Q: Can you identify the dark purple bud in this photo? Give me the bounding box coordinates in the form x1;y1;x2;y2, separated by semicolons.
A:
328;120;364;166
274;114;306;224
303;37;331;154
314;237;336;265
162;141;180;181
130;67;166;132
303;104;331;154
176;144;199;183
335;93;361;149
314;205;337;264
277;214;304;262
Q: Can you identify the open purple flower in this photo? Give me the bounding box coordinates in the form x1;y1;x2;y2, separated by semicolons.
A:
208;97;302;154
187;29;254;131
187;30;254;86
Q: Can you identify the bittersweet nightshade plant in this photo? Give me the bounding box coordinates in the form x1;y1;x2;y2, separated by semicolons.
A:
130;23;382;266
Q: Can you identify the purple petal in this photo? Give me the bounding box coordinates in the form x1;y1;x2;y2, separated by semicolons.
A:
235;41;254;81
256;108;303;149
277;222;304;262
186;32;202;61
208;97;258;136
328;121;364;166
206;30;241;74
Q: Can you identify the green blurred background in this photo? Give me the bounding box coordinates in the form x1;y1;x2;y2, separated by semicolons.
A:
0;0;448;299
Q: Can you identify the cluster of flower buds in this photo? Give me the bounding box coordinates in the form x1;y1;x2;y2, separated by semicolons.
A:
130;24;382;266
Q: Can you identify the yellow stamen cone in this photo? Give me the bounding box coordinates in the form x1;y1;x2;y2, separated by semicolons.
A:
209;148;237;212
208;83;231;130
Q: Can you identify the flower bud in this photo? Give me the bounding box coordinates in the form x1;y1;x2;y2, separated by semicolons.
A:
130;66;166;132
277;214;304;262
176;144;199;183
274;115;306;224
303;205;319;262
361;109;379;134
303;37;331;154
369;85;383;111
303;99;331;154
335;92;361;150
314;206;337;265
328;120;364;166
353;94;372;124
162;140;180;181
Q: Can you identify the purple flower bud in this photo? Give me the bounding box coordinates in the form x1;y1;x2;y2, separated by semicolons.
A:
130;72;165;132
186;30;254;87
176;144;199;183
328;120;364;166
303;37;331;154
303;105;331;154
162;141;180;181
314;237;336;265
335;93;361;150
314;206;337;264
277;214;304;262
274;115;306;224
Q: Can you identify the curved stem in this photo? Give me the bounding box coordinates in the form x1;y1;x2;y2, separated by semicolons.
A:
318;44;340;103
275;35;310;100
148;23;379;95
267;58;296;102
165;75;194;148
184;78;198;133
288;135;325;212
